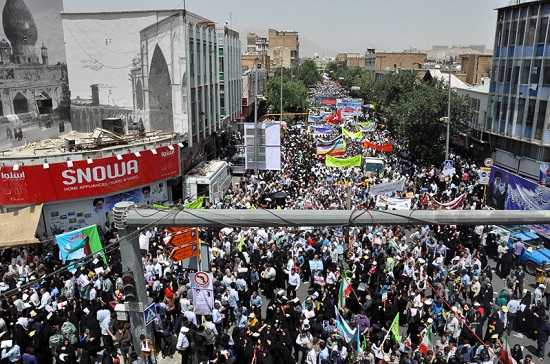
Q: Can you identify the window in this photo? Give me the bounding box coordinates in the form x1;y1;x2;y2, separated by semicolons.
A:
518;20;526;45
503;22;510;46
544;60;550;86
527;19;537;45
471;98;480;127
535;100;547;139
510;21;518;45
538;17;549;44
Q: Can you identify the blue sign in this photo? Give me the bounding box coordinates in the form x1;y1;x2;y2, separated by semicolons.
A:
488;166;550;210
143;303;157;326
444;160;453;168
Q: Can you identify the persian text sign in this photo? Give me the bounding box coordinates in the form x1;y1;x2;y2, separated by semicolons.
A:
336;101;362;116
0;144;179;205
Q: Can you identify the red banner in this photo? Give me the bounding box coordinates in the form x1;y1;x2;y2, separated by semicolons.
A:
0;144;180;205
363;140;393;152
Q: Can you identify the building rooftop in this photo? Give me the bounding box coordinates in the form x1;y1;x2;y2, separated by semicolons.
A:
0;128;179;160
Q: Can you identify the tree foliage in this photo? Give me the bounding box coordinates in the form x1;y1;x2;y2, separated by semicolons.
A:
323;63;473;162
384;76;472;161
296;59;321;87
266;73;308;115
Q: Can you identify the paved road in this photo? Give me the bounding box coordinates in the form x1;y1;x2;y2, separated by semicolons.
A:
144;256;542;364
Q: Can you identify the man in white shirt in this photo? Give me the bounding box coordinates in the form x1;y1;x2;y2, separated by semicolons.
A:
176;326;190;364
39;287;51;309
286;268;301;299
325;268;337;287
183;305;197;326
139;229;151;254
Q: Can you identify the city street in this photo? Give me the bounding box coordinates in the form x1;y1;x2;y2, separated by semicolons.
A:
147;254;541;364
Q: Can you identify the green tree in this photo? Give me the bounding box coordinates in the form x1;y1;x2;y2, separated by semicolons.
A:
266;74;308;115
296;59;321;87
385;78;472;162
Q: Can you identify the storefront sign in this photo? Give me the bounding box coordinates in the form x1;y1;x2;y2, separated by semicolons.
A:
0;144;179;205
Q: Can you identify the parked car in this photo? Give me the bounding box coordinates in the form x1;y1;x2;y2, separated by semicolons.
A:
229;153;246;175
490;225;550;275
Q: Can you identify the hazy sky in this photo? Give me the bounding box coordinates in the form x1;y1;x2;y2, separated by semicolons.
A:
64;0;511;55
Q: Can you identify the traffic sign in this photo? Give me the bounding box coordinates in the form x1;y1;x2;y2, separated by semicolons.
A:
143;303;157;326
165;228;199;248
444;160;453;168
169;241;200;262
484;158;494;167
478;167;491;185
193;271;210;287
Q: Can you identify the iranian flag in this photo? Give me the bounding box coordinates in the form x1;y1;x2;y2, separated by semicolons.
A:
339;276;352;308
500;331;515;364
418;326;433;355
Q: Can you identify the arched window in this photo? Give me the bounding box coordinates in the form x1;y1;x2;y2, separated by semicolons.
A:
13;92;28;114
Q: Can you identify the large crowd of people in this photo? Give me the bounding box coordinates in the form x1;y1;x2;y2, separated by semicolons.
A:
0;79;546;364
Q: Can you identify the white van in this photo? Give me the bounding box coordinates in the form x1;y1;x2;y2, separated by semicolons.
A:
364;157;385;174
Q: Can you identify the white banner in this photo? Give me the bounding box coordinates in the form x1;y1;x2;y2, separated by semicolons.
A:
369;178;406;196
375;195;411;210
190;272;214;315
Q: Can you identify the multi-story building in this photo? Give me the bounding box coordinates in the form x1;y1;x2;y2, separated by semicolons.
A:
218;26;243;133
239;64;267;126
63;9;242;166
365;49;426;80
267;28;299;68
487;0;550;178
336;53;366;69
460;54;492;86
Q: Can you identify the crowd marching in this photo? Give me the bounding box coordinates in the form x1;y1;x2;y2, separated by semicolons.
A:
0;79;546;364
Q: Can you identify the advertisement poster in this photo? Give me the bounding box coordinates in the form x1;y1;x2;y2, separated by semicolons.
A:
488;166;550;210
55;225;107;264
43;181;168;234
0;144;178;205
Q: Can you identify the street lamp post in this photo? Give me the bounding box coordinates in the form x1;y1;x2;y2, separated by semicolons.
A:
280;60;283;121
446;57;452;160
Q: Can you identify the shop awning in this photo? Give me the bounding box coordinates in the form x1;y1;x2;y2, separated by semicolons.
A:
0;204;42;247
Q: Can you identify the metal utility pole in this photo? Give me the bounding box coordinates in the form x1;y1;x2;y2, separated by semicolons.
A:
125;209;550;228
112;202;154;351
254;58;259;174
280;55;283;121
446;57;452;160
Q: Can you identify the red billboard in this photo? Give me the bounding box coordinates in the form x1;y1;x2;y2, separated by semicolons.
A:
0;144;180;205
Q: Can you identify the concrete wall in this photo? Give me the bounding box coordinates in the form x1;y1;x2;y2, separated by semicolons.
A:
460;54;492;85
268;28;298;51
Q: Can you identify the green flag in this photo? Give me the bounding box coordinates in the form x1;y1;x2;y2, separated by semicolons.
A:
326;154;362;168
153;203;177;210
390;313;401;342
184;196;205;209
341;127;363;139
